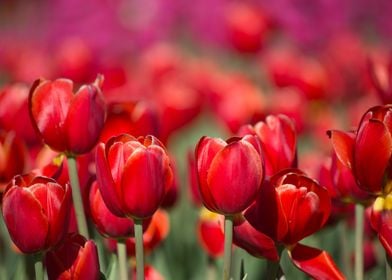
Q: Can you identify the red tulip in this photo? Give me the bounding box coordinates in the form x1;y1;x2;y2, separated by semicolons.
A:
187;151;202;206
96;134;173;219
195;135;264;215
329;105;392;195
370;195;392;258
367;53;392;104
245;169;331;245
238;114;297;177
0;131;27;193
132;265;164;280
89;181;150;238
29;75;106;155
2;175;71;254
45;233;100;280
197;208;225;258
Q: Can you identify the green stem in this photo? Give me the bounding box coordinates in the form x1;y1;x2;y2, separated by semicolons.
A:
34;254;43;280
265;246;284;280
134;219;144;280
67;156;89;238
355;204;364;280
386;254;392;280
338;219;351;278
207;257;216;280
223;215;233;280
117;239;128;280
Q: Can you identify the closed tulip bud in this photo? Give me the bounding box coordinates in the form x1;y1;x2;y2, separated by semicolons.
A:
329;105;392;195
96;134;173;219
195;135;264;215
2;175;71;254
29;75;106;155
45;233;100;280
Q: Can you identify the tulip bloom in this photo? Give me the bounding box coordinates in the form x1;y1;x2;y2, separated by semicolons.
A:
238;114;297;177
45;233;100;280
29;75;106;155
2;175;71;254
329;105;392;195
245;169;343;279
195;135;264;215
370;195;392;258
96;134;173;219
197;208;225;258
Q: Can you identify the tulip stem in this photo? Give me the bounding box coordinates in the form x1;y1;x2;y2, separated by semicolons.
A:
117;239;128;280
265;245;284;280
386;254;392;280
67;156;89;239
355;203;364;280
338;220;351;278
134;218;144;280
34;254;43;280
223;215;233;280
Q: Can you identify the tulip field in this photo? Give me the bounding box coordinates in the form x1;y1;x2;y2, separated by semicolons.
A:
2;1;392;280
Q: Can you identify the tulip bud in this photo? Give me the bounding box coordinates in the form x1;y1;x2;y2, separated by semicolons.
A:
197;208;224;258
96;134;173;219
29;75;106;155
2;175;71;254
195;135;264;215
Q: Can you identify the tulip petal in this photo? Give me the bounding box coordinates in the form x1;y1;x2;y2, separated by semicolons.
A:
233;217;278;261
122;146;168;219
327;130;355;169
29;79;73;152
288;243;345;280
355;119;392;193
207;141;263;214
65;83;106;154
74;240;100;280
95;143;125;217
195;137;226;212
2;187;48;253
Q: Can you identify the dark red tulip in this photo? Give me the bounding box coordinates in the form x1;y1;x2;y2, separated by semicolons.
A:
329;105;392;195
195;135;264;215
96;134;173;219
45;233;100;280
89;181;150;238
2;175;71;254
246;169;331;245
197;208;224;258
29;75;106;155
238;114;297;177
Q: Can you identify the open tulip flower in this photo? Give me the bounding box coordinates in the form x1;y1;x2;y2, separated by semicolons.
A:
195;135;264;215
96;134;173;220
45;233;100;280
245;169;344;279
2;174;71;254
29;75;106;155
329;105;392;195
238;114;297;177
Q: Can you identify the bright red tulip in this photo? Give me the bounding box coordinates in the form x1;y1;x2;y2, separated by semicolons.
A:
2;175;71;254
45;233;100;280
238;114;297;177
29;75;106;155
96;134;173;219
246;169;330;245
329;105;392;195
195;135;264;215
89;181;150;238
197;208;225;258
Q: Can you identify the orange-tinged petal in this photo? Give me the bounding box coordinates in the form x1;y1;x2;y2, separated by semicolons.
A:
327;130;355;169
